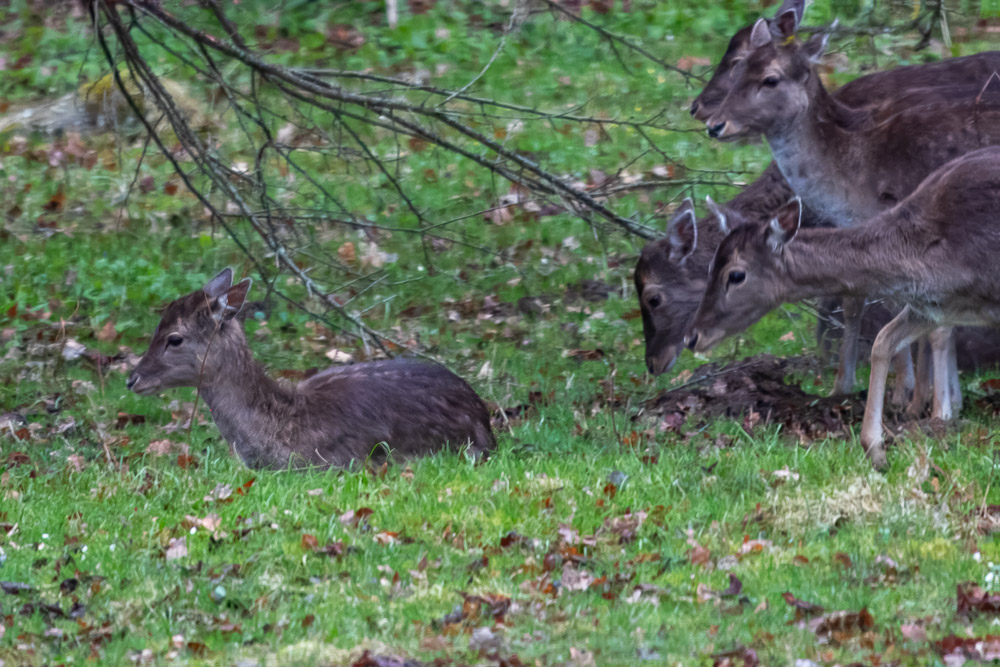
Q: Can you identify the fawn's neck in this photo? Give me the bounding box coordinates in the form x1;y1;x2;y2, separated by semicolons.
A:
197;328;297;469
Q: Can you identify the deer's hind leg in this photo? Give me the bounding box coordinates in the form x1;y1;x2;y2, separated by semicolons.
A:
832;297;864;395
861;307;935;471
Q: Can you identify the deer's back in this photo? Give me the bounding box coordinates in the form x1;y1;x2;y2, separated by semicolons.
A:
289;359;495;467
836;52;1000;109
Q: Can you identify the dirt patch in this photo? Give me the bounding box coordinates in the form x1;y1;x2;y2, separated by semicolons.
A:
646;354;865;441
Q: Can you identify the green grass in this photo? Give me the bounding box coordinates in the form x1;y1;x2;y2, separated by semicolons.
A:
2;1;1000;664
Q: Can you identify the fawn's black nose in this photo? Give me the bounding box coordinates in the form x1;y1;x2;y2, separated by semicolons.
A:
707;122;726;138
126;373;138;390
686;333;699;350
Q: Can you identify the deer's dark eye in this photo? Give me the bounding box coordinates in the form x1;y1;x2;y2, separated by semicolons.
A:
167;334;183;347
728;270;746;285
647;294;662;309
762;76;780;87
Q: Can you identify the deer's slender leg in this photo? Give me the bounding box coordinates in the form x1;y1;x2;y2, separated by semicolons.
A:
929;327;957;421
907;336;932;417
833;297;864;395
948;330;962;413
861;306;934;470
889;347;915;408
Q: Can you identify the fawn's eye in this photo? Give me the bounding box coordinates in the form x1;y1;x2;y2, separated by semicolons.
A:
728;270;746;286
647;294;662;309
167;334;183;347
762;75;780;87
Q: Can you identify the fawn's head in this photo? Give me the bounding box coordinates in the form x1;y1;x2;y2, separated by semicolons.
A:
127;268;252;395
704;11;831;141
691;0;807;123
688;198;802;352
635;197;737;374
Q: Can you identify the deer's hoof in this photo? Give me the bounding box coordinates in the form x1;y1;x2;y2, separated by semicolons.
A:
905;396;929;419
830;375;855;397
889;384;914;410
862;439;888;472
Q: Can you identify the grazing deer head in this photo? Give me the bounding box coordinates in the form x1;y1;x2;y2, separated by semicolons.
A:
687;198;802;353
635;198;716;374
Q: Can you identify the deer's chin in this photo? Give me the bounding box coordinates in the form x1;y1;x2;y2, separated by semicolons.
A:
646;344;681;376
713;129;756;144
128;377;163;396
691;328;726;354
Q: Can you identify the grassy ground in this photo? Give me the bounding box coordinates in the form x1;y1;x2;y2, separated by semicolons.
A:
2;1;1000;665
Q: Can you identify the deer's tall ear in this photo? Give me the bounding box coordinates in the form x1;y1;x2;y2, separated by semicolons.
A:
705;195;728;234
750;17;773;48
802;20;834;62
667;198;697;263
204;268;233;299
767;197;802;252
772;0;805;39
213;278;252;323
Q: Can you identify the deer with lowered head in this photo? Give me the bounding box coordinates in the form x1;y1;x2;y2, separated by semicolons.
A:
638;0;1000;384
127;269;496;469
687;147;1000;470
697;7;1000;405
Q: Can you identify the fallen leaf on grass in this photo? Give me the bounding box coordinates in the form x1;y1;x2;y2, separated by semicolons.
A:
176;454;198;470
95;320;118;342
374;531;398;546
934;634;1000;664
602;508;646;543
165;537;187;561
65;454;85;472
182;514;221;533
782;591;824;623
301;533;345;558
809;607;874;643
711;645;759;667
957;581;1000;616
1;581;34;595
203;483;233;502
340;507;374;528
833;552;853;569
718;573;743;597
146;439;188;457
114;412;145;429
738;537;772;556
563;348;604;361
901;622;928;642
688;538;712;568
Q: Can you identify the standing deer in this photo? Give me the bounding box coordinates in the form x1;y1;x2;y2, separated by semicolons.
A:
127;269;496;469
687;147;1000;469
638;2;1000;388
694;9;1000;404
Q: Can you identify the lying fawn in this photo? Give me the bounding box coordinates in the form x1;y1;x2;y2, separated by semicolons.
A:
638;6;1000;381
127;269;496;469
688;147;1000;470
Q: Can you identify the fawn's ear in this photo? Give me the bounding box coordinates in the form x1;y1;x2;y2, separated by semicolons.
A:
772;0;805;40
667;198;697;263
213;278;252;323
802;20;835;63
705;195;728;234
204;268;234;299
767;197;802;252
750;17;773;48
